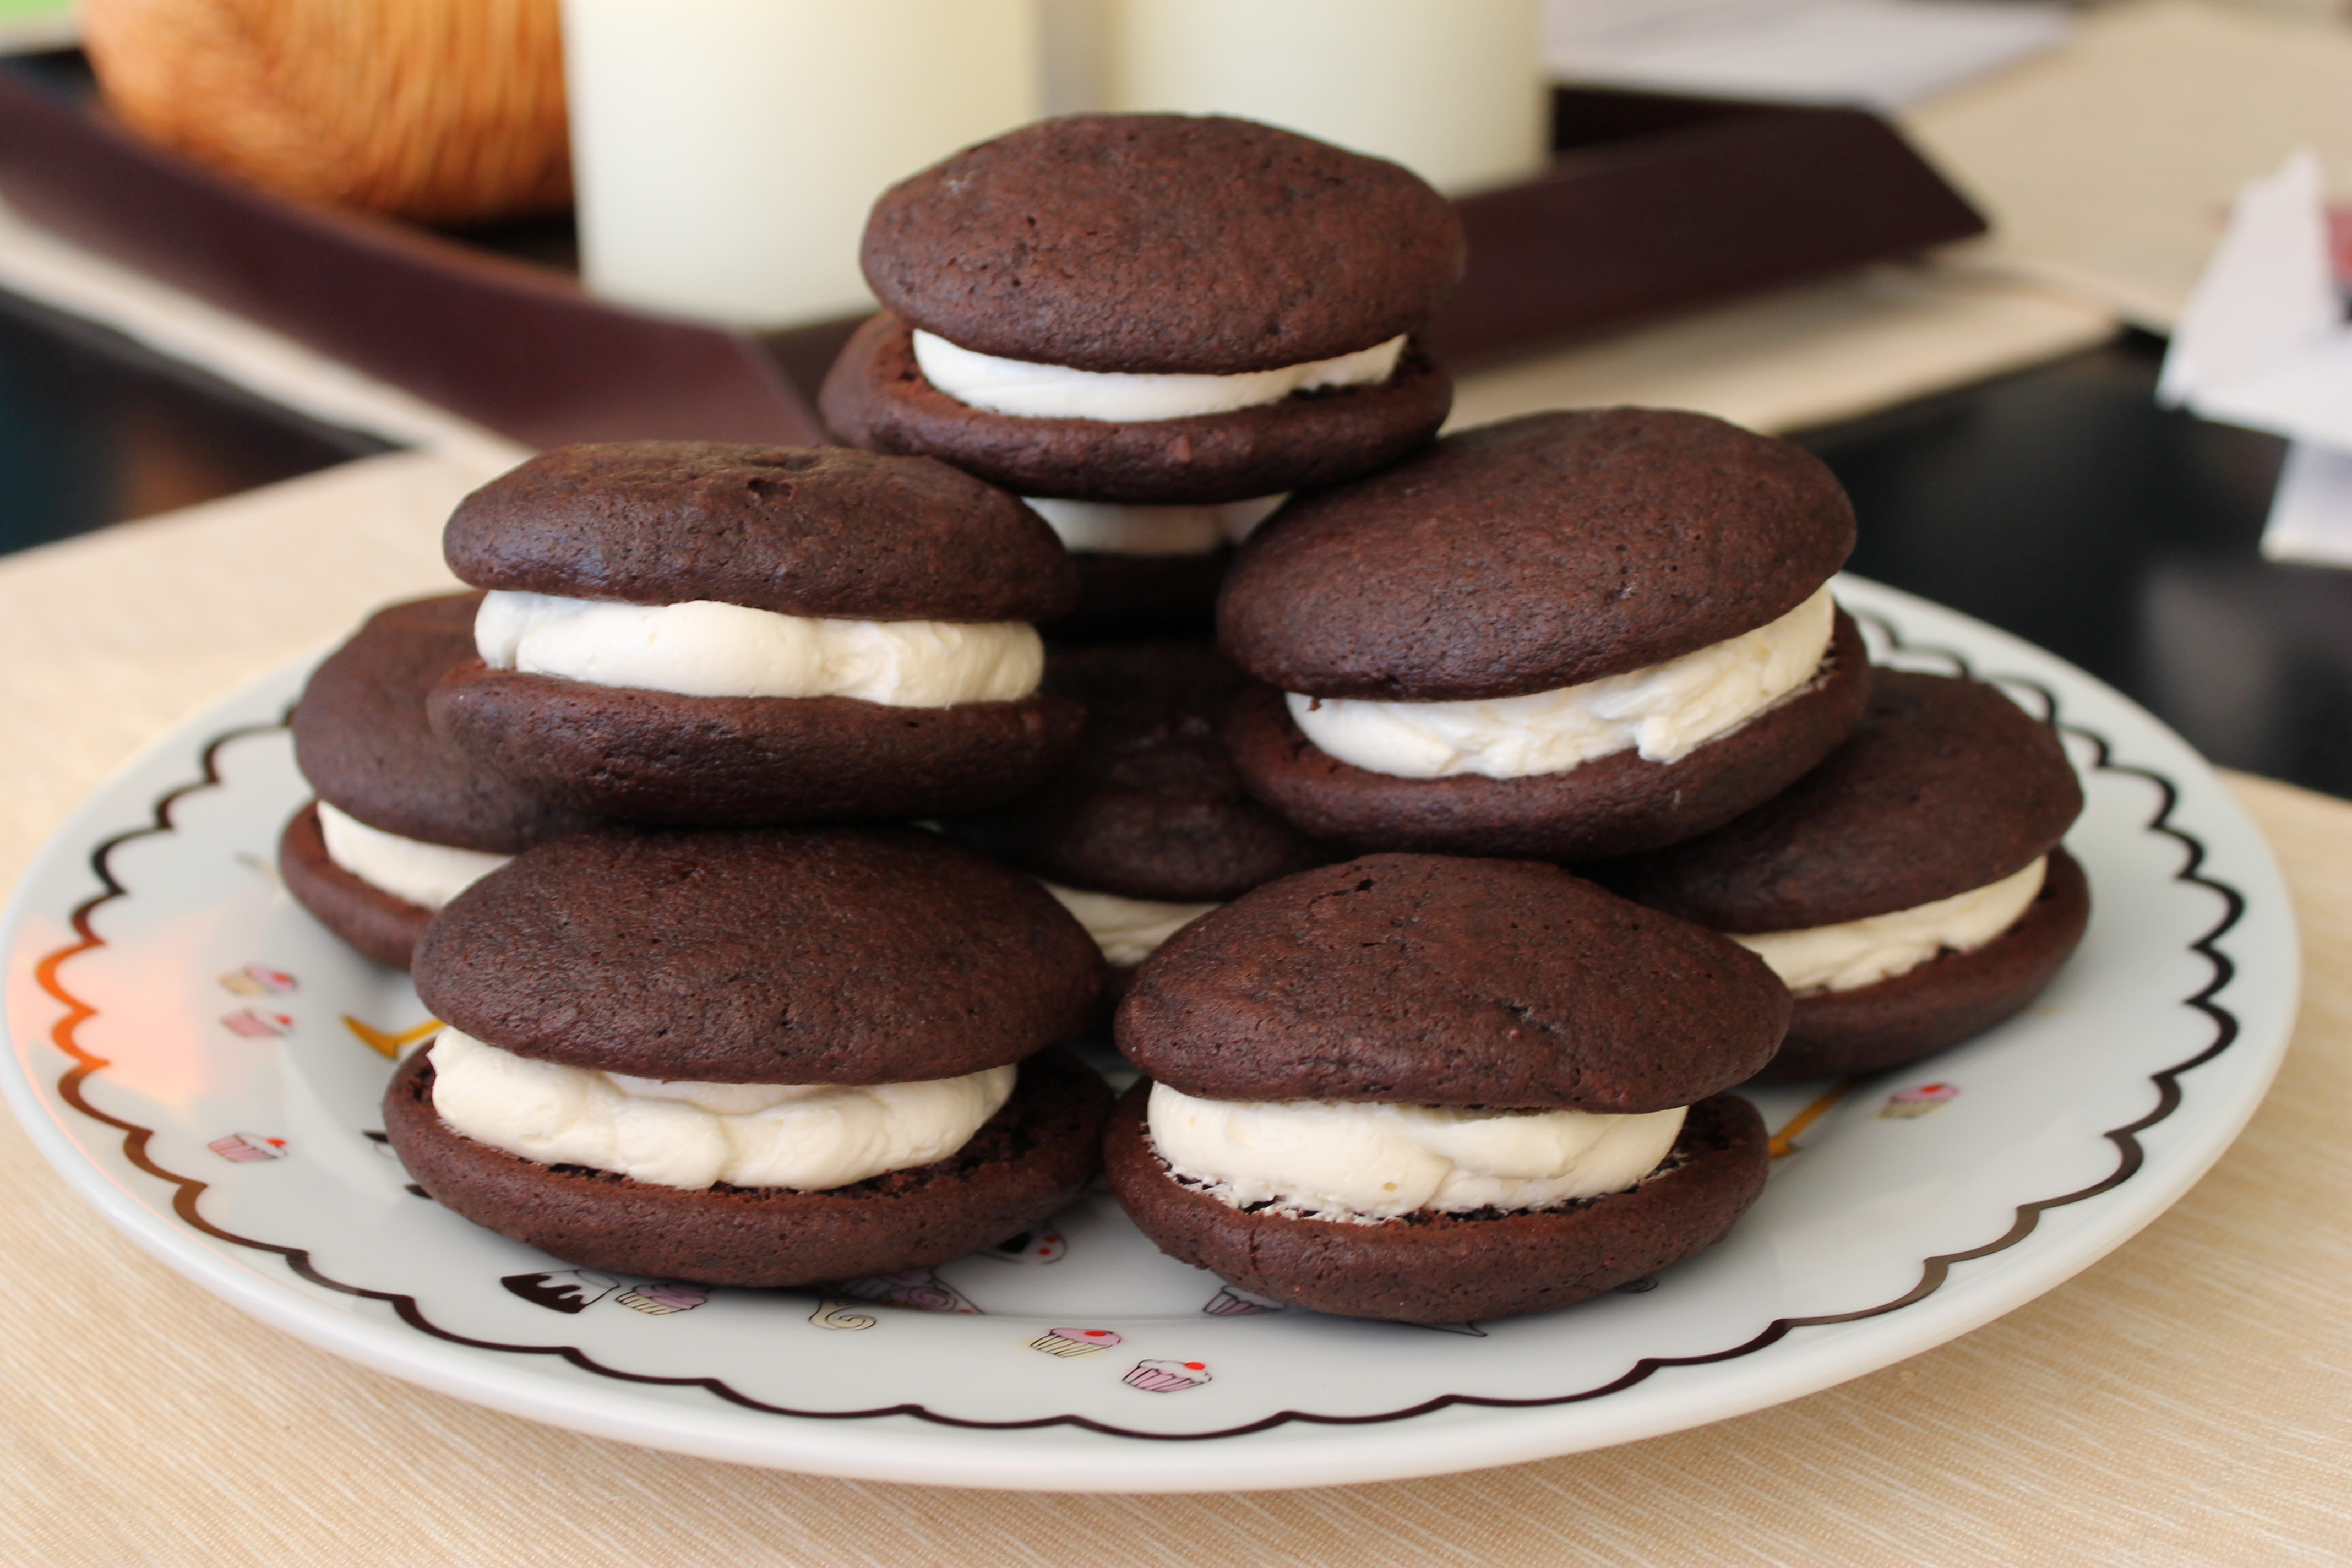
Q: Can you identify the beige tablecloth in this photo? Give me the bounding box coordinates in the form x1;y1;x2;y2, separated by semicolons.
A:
2;452;2347;1566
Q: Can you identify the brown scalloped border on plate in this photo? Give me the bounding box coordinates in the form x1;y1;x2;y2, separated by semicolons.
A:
27;607;2248;1442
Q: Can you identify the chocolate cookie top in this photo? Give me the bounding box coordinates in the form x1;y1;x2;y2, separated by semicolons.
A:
444;442;1076;623
1598;669;2083;931
1117;853;1787;1111
413;826;1105;1083
944;641;1340;901
861;115;1466;375
1218;409;1855;700
289;592;593;853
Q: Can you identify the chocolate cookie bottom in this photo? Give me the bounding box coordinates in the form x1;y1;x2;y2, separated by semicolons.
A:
385;1044;1114;1287
1048;548;1232;645
1105;1085;1768;1323
820;313;1455;506
1224;611;1871;862
279;800;432;971
1758;846;2092;1082
429;662;1085;826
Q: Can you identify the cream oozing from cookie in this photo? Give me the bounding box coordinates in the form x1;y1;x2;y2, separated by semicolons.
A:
1148;1084;1686;1224
476;591;1042;706
1730;855;2048;994
315;801;510;910
1023;494;1286;557
1286;587;1837;781
427;1027;1016;1192
914;330;1405;423
1040;882;1222;970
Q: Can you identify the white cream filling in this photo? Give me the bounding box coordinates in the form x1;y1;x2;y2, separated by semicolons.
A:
913;329;1406;423
1732;856;2048;995
1040;881;1221;970
476;590;1042;706
1148;1083;1687;1224
1288;587;1837;781
315;801;510;911
428;1027;1016;1192
1023;494;1286;557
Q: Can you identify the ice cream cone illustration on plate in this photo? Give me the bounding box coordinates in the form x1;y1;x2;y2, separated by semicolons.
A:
502;1269;619;1313
1879;1082;1961;1119
1027;1326;1122;1358
1123;1359;1211;1393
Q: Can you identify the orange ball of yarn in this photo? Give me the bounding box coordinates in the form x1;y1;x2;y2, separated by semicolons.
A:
83;0;571;226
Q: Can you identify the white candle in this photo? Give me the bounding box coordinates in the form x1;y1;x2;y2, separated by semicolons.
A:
1104;0;1545;195
563;0;1042;328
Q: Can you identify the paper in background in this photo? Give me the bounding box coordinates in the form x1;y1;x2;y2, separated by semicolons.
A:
2159;150;2352;569
1543;0;2072;109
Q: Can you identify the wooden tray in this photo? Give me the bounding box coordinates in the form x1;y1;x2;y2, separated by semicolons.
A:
0;60;1982;450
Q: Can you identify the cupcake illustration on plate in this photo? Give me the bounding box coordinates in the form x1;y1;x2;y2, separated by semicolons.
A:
220;1008;293;1038
1027;1327;1122;1358
207;1132;287;1162
1123;1359;1211;1393
217;963;296;997
1202;1284;1284;1317
617;1282;709;1315
1879;1082;1961;1119
983;1228;1066;1265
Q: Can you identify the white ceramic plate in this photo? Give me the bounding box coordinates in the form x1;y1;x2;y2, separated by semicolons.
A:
2;576;2298;1493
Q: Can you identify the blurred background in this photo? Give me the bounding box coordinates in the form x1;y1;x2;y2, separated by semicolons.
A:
0;0;2346;793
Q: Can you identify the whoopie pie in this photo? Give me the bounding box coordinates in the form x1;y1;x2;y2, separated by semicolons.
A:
280;592;591;970
386;826;1112;1286
1218;408;1871;859
943;640;1342;991
1105;854;1783;1323
1599;669;2089;1080
821;113;1465;638
426;441;1085;825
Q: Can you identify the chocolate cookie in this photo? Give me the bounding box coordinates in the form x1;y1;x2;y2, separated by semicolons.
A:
1105;1083;1767;1322
429;665;1085;826
277;802;431;970
1223;609;1871;861
386;1043;1112;1287
820;314;1455;507
1762;848;2090;1081
1052;548;1235;643
444;442;1075;623
945;641;1340;903
1218;409;1855;701
1599;670;2085;929
859;115;1466;375
1116;854;1788;1111
1596;670;2090;1080
413;826;1106;1082
288;592;591;852
282;592;593;969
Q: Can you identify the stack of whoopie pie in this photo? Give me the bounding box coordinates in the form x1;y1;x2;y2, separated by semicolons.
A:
428;440;1084;825
1600;670;2089;1080
942;640;1342;998
821;114;1465;640
1106;854;1783;1321
1217;408;1871;861
385;827;1112;1285
268;108;2098;1320
281;592;591;971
